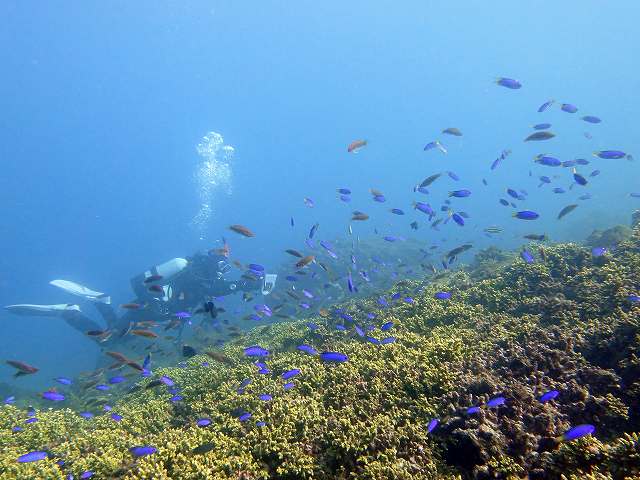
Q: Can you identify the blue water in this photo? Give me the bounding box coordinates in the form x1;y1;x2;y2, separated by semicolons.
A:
1;1;639;393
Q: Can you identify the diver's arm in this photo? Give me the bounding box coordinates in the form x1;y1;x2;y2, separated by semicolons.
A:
60;310;106;336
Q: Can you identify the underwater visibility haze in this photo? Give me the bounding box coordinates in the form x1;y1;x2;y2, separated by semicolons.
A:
1;1;640;478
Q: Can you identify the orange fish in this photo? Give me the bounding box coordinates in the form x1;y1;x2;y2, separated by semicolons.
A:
6;360;39;377
86;329;108;336
206;351;234;365
370;188;384;196
232;260;244;269
348;139;367;153
352;211;369;221
229;224;255;237
120;303;142;310
295;255;315;268
106;351;129;363
210;239;231;258
319;308;329;317
130;329;158;339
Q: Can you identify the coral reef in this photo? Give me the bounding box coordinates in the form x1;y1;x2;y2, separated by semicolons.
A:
585;225;632;250
3;228;640;479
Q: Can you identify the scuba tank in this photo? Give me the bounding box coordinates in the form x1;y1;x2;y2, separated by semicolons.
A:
145;258;188;281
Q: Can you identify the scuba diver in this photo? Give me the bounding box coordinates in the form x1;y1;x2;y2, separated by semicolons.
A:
4;251;277;347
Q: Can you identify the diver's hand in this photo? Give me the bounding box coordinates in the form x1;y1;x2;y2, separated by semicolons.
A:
262;274;277;295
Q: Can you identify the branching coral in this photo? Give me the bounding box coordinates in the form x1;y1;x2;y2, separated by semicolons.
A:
3;228;640;479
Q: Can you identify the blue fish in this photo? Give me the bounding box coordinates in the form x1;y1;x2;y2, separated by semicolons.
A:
434;291;451;300
426;418;439;434
535;155;561;167
282;369;301;380
496;77;522;89
447;171;460;181
573;171;588;186
520;250;534;264
537;99;554;112
486;396;506;408
238;412;252;422
466;406;481;414
309;223;319;239
539;390;559;403
414;202;434;216
499;198;510;207
54;377;72;385
390;208;405;215
513;211;539;220
320;352;348;363
582;115;601;124
142;354;151;371
452;213;464;226
560;424;595;442
130;446;157;457
553;187;566;194
244;346;270;357
197;418;212;427
533;123;551;130
507;188;521;200
42;391;64;402
111;413;123;422
561;103;578;113
337;188;351;195
109;376;126;384
297;344;317;355
449;189;471;198
283;382;296;390
258;394;272;401
17;451;48;463
594;150;626;159
347;273;355;293
381;321;394;331
592;247;607;257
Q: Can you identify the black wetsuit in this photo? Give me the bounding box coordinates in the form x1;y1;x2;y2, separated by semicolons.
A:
100;252;261;339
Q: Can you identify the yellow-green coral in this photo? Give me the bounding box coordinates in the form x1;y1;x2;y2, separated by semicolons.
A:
3;229;640;479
